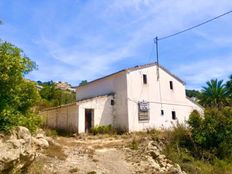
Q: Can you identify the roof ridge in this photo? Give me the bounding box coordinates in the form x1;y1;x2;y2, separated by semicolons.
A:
76;62;185;88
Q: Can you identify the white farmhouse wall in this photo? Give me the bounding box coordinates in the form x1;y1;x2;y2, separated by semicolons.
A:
77;95;114;133
126;65;203;131
76;72;129;131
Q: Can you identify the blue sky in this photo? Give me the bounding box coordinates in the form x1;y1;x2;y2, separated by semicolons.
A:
0;0;232;89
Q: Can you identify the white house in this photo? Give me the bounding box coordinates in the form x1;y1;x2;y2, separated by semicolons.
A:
75;62;203;132
41;63;203;133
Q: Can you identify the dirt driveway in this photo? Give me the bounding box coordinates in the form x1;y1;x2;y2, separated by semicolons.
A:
30;135;140;174
29;134;184;174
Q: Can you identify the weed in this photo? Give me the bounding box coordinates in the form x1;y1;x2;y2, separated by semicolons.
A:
90;125;116;135
130;138;139;150
87;171;96;174
45;129;58;137
45;128;74;137
69;167;79;173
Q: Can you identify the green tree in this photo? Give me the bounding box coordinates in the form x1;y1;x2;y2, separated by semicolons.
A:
199;79;229;108
38;81;76;109
39;81;56;101
0;41;41;132
186;89;201;99
79;80;88;86
226;75;232;96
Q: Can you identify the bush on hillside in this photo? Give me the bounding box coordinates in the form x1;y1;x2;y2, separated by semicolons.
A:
188;107;232;160
162;108;232;174
38;81;76;109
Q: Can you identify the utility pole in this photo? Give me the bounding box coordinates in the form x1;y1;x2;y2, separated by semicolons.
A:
154;36;162;108
154;36;159;80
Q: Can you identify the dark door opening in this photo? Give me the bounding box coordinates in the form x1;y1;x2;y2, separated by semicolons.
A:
85;109;94;133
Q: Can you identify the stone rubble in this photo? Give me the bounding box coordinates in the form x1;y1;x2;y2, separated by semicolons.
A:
126;139;186;174
0;126;49;174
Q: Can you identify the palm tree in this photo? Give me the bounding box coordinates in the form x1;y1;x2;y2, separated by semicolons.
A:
226;75;232;105
226;75;232;96
199;79;229;108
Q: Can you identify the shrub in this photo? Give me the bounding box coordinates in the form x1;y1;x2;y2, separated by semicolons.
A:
162;108;232;173
188;107;232;160
0;108;20;132
0;108;42;133
18;113;43;133
45;129;58;137
90;125;117;135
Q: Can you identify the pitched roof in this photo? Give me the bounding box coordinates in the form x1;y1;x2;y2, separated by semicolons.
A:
76;62;185;89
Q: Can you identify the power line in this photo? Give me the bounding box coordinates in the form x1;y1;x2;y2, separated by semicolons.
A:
158;10;232;41
152;10;232;109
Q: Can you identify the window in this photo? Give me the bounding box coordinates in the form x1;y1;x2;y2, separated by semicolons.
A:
170;81;173;90
161;110;164;115
143;74;147;84
111;100;114;105
172;111;176;120
138;101;149;121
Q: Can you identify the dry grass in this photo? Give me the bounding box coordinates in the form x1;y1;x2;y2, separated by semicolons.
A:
44;143;67;160
27;159;46;174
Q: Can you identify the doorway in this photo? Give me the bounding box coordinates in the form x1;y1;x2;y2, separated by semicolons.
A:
85;109;94;133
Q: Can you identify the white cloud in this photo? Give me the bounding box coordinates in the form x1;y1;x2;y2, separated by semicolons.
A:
175;56;232;89
19;0;232;86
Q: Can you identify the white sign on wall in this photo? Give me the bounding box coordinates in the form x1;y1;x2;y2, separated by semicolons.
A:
138;101;149;121
138;101;149;112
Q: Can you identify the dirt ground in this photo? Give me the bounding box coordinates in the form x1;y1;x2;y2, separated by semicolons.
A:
28;133;178;174
28;134;143;174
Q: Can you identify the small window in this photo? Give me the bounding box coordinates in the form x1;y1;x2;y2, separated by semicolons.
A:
172;111;176;120
170;81;173;90
111;100;114;105
143;74;147;84
161;110;164;115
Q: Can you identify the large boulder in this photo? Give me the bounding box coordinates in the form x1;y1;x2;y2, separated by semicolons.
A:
0;126;49;173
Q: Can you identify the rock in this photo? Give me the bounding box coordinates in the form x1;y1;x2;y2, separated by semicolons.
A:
36;133;45;139
168;165;184;174
158;154;166;160
0;126;50;173
143;140;186;174
32;137;49;148
45;136;61;147
17;126;31;143
0;127;34;173
150;151;160;159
